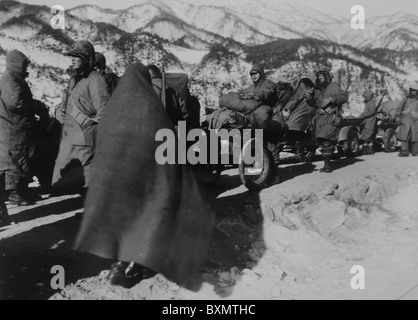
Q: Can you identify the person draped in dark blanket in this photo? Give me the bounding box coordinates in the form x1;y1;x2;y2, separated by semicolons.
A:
74;62;215;290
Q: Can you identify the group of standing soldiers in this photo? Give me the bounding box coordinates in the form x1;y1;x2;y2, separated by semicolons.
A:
0;40;193;229
1;42;214;290
0;40;119;227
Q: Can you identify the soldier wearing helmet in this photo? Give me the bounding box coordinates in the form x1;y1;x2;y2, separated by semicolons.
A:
52;40;110;195
395;82;418;157
240;64;278;129
94;52;119;96
313;69;349;173
358;89;378;155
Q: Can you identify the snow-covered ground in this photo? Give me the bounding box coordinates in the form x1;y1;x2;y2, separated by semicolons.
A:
1;152;417;300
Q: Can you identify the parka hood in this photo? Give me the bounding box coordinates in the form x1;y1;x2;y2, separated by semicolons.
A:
250;64;265;78
6;50;30;75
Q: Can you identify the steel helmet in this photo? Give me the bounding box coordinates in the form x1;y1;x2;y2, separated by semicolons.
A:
65;40;95;69
362;89;374;100
95;52;106;69
409;82;418;91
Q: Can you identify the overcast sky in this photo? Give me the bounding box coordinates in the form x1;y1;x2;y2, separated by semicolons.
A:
16;0;418;18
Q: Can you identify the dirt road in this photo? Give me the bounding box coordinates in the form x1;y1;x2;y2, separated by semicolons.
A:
1;152;417;300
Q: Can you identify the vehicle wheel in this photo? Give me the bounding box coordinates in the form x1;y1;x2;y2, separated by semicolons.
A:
383;128;398;153
343;128;361;158
239;138;275;191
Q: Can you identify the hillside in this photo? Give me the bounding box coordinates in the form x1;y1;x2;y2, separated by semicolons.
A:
69;0;418;50
0;0;417;115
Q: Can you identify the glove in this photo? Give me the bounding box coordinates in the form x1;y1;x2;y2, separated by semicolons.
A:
321;97;334;109
282;109;290;121
396;117;402;125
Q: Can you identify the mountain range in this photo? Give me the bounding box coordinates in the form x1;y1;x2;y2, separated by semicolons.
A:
0;0;417;115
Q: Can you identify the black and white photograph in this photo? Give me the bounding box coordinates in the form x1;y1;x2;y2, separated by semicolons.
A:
0;0;417;302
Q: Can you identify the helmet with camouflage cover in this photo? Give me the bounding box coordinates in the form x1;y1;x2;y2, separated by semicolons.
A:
362;89;374;100
65;40;95;69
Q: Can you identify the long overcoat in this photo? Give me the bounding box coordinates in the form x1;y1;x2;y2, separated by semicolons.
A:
359;99;378;142
0;50;35;187
395;97;418;142
52;70;109;192
314;82;349;142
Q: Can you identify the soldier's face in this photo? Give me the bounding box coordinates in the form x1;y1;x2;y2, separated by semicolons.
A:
410;89;417;97
305;87;314;99
72;57;85;70
318;74;325;83
251;72;260;83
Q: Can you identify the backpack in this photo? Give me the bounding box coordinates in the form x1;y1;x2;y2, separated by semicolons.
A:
209;108;247;130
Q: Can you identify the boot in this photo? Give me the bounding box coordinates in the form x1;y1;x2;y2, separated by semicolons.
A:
398;151;410;157
368;146;375;155
8;190;34;206
304;151;315;164
24;188;42;202
362;145;370;155
107;261;155;289
0;203;11;227
268;142;281;166
320;154;333;173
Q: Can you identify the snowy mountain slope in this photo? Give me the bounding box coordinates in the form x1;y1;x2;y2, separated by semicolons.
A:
70;3;275;46
0;0;27;25
152;2;278;45
140;15;243;51
68;0;418;50
312;12;418;51
70;3;168;34
67;5;119;25
0;1;416;118
0;2;184;102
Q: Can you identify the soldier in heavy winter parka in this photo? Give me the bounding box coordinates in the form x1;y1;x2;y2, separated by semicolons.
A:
52;40;110;195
